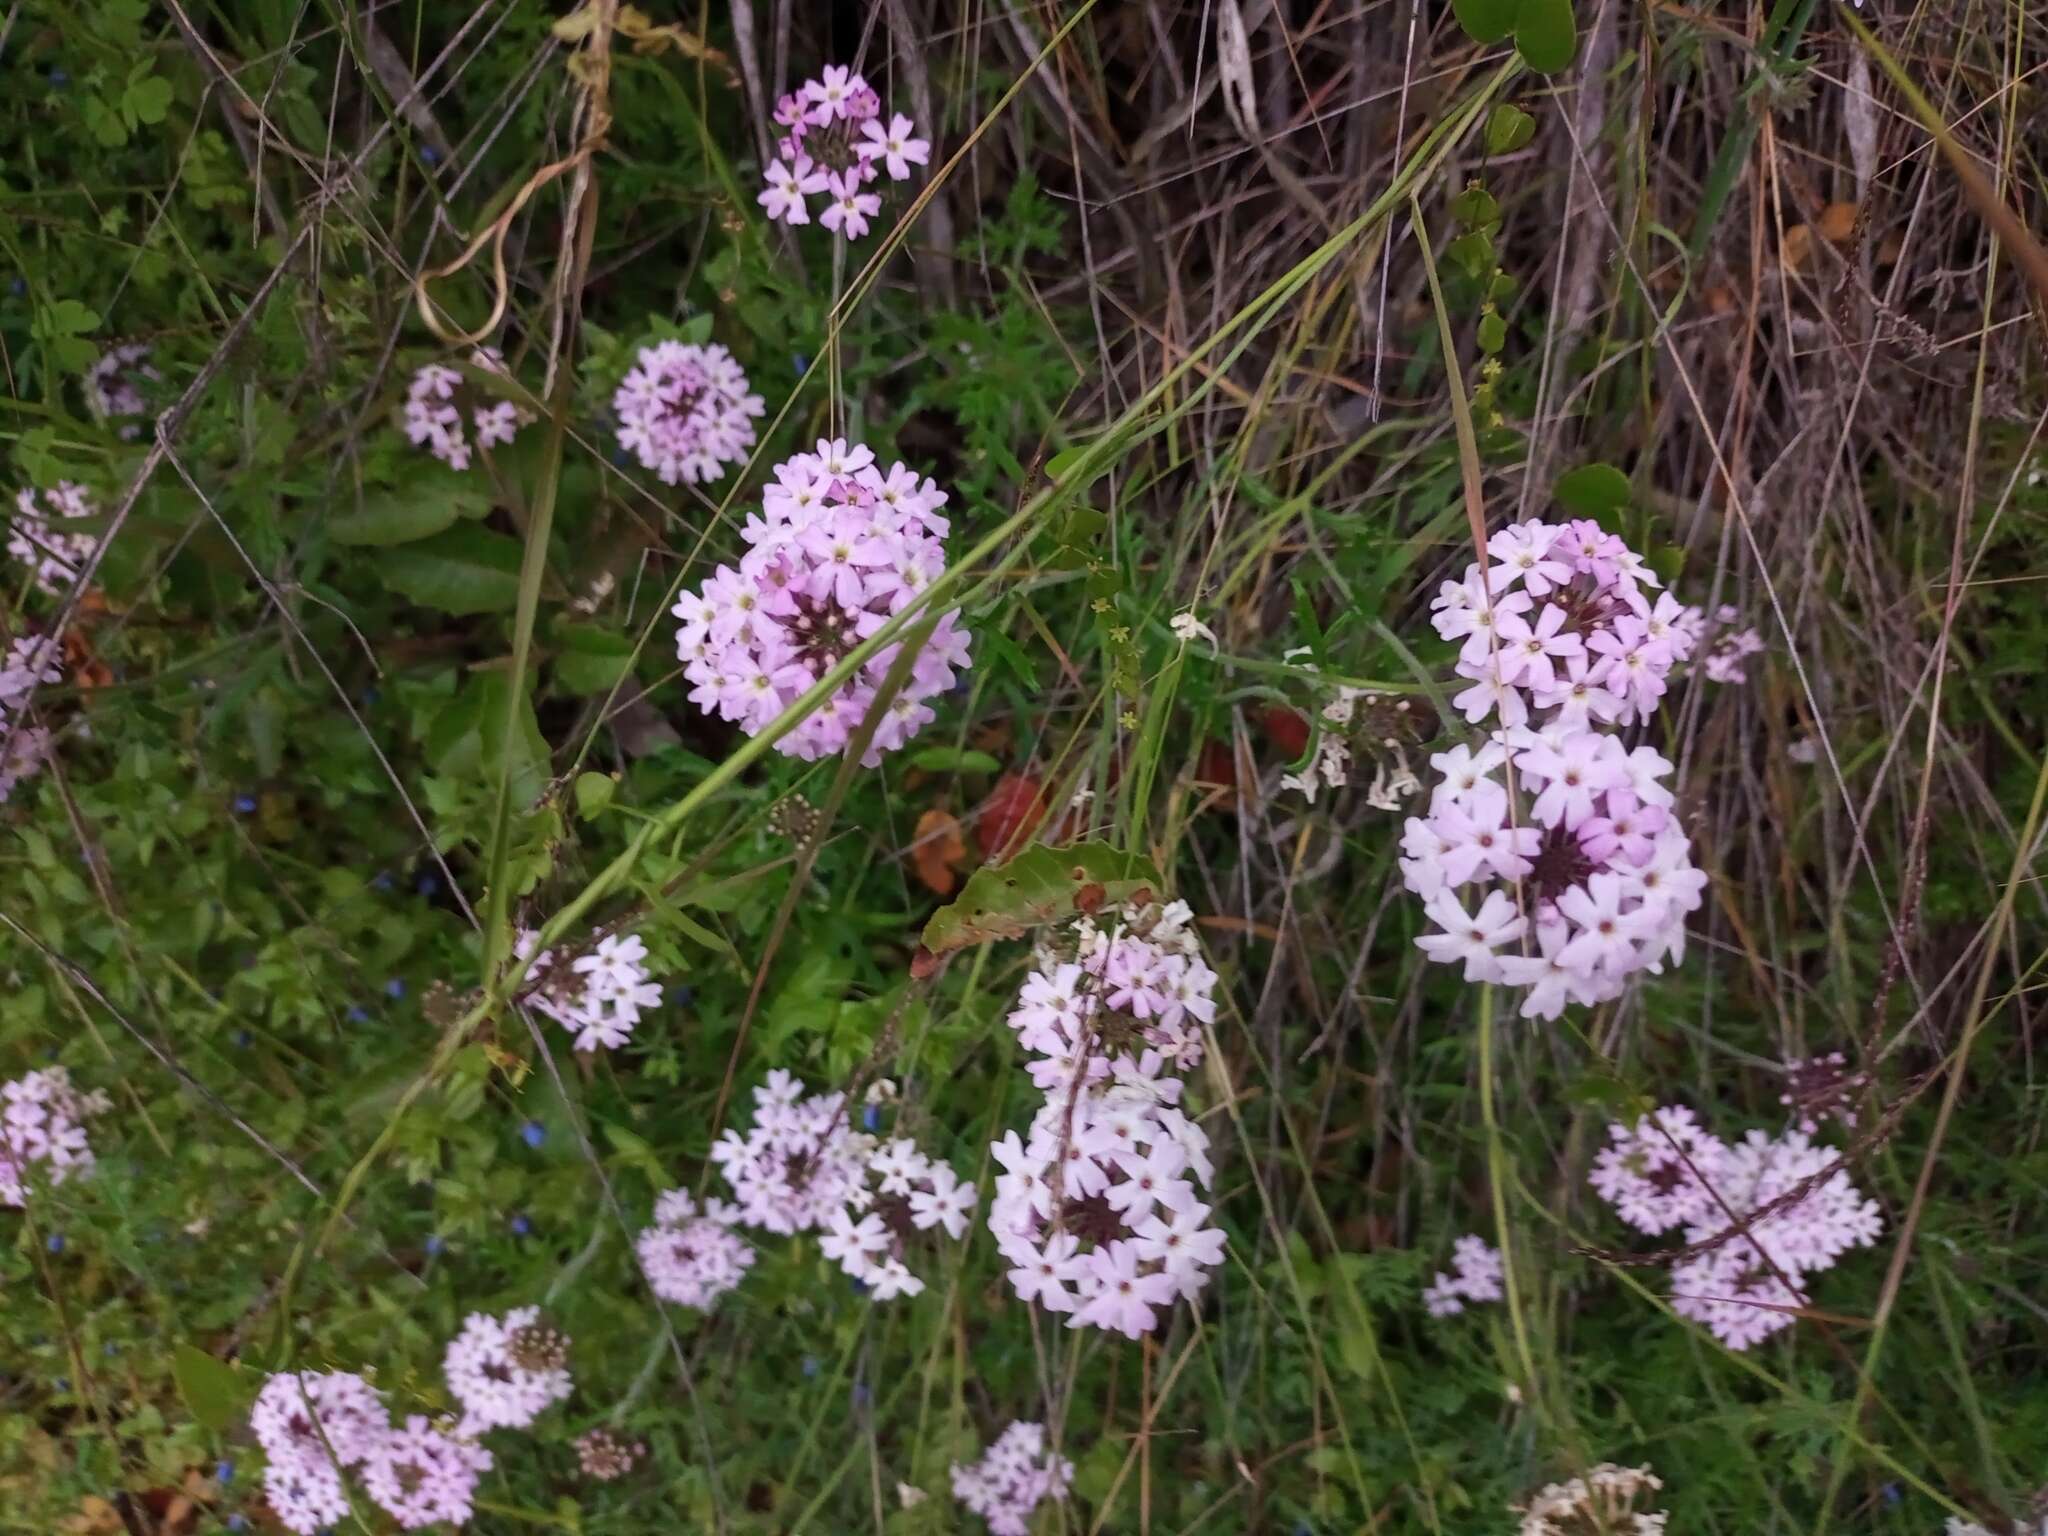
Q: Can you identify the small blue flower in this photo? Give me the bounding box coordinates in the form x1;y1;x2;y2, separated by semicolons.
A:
216;1458;235;1485
48;67;68;86
345;1007;367;1024
45;1233;63;1254
233;796;258;815
421;144;441;166
7;277;25;297
520;1120;546;1149
861;1104;880;1131
1881;1484;1902;1509
227;1518;248;1533
104;1341;120;1356
373;871;394;892
424;1234;445;1257
417;873;440;898
361;687;381;707
801;1355;819;1378
849;1276;867;1294
851;1382;871;1409
231;1029;252;1048
54;1376;70;1391
672;985;696;1009
510;1213;531;1237
384;978;406;1000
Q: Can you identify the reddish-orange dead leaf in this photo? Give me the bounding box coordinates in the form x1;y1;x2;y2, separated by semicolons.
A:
911;808;968;896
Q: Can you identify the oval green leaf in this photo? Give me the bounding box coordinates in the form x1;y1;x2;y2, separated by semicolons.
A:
378;526;525;613
1515;0;1578;73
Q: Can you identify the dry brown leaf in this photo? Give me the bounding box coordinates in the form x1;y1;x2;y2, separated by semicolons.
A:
1780;223;1814;272
911;808;967;896
1819;201;1859;243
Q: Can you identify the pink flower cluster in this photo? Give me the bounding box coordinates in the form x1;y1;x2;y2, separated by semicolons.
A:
1431;519;1695;729
513;929;663;1052
708;1071;976;1300
402;347;530;471
758;66;930;239
0;634;63;805
1;1067;108;1206
1422;1234;1505;1317
253;1370;492;1533
611;339;763;485
987;902;1228;1339
636;1187;755;1310
1401;729;1706;1019
8;481;97;594
949;1421;1074;1536
86;342;159;435
672;440;969;764
1590;1104;1883;1350
443;1306;572;1437
1698;606;1766;683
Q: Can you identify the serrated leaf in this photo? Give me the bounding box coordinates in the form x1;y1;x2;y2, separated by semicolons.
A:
377;526;524;613
1486;103;1537;155
329;485;486;546
173;1342;251;1434
1515;0;1578;73
1553;462;1631;516
918;842;1164;959
1450;0;1517;43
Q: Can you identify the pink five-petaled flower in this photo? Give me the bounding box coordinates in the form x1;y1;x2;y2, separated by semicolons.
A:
1415;888;1526;982
1495;603;1584;693
858;112;930;179
758;158;828;223
1073;1240;1180;1339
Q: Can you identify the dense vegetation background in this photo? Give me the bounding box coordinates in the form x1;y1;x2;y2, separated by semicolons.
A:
3;0;2047;1532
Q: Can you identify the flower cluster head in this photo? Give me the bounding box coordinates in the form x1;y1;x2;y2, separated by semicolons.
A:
1517;1463;1668;1536
950;1421;1074;1536
443;1307;572;1437
8;481;97;595
0;632;66;803
86;342;159;434
250;1370;398;1534
1401;727;1706;1020
611;339;763;485
575;1427;645;1482
988;901;1228;1340
1699;605;1766;683
1779;1052;1867;1135
402;347;530;471
635;1187;755;1310
360;1416;494;1529
672;440;970;765
1591;1104;1883;1350
1431;519;1696;730
514;929;662;1052
1;1067;108;1206
1422;1234;1505;1317
711;1071;976;1300
758;66;929;239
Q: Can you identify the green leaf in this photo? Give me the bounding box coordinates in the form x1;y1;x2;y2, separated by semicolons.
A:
123;74;174;125
173;1343;252;1434
1477;311;1507;354
1515;0;1578;73
1450;0;1518;43
573;771;615;820
1445;231;1496;281
918;842;1165;960
1485;104;1537;155
1450;185;1499;229
377;526;525;613
1553;462;1631;516
553;626;635;694
33;299;101;368
329;484;487;546
906;746;1002;775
